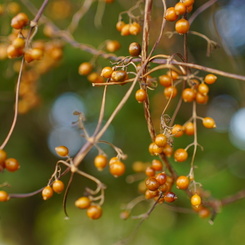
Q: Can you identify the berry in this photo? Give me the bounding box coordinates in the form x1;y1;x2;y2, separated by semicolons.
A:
163;144;173;157
182;0;195;7
198;207;211;218
135;88;147;103
109;161;125;177
5;158;20;172
196;92;209;104
145;189;159;199
109;157;119;165
151;159;163;171
191;193;202;207
129;42;141;56
0;190;9;202
7;45;23;58
75;196;91;209
106;40;120;52
111;70;127;82
155;172;167;185
174;3;186;15
149;142;163;155
202;117;216;128
176;176;190;189
154;133;167;147
12;37;25;49
159;75;172;87
174;148;188;162
55;146;69;157
87;72;104;83
52;180;65;194
175;19;190;34
204;74;217;84
182;88;196;102
24;48;43;63
167;70;179;80
11;13;29;29
145;166;156;177
198;83;209;95
42;186;53;200
0;149;7;165
78;62;93;75
116;21;125;32
145;177;160;191
129;22;141;35
120;210;130;220
164;192;177;202
165;7;178;22
172;124;184;137
94;155;108;171
120;24;130;36
101;66;113;78
184;122;195;135
86;205;102;219
164;86;177;99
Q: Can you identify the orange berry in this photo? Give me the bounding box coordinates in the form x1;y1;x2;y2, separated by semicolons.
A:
106;40;120;52
191;193;202;207
7;45;23;58
94;155;108;171
202;117;216;128
111;70;127;82
196;92;209;104
42;186;53;200
129;42;141;56
75;196;91;209
174;2;186;15
135;88;147;103
155;172;167;185
52;180;65;194
12;37;25;49
164;86;177;99
0;190;10;202
129;22;141;35
87;72;104;83
0;149;7;165
154;133;167;147
204;74;217;84
100;66;113;78
164;192;177;202
116;21;125;32
11;12;29;29
182;0;195;7
167;70;179;80
145;177;160;191
109;161;125;177
145;166;156;177
165;7;178;22
78;62;93;75
163;144;173;157
149;142;163;155
159;75;172;87
184;122;195;135
176;176;190;189
175;18;190;34
172;124;184;137
174;148;188;162
86;205;102;219
198;207;211;218
151;159;163;171
198;83;209;95
121;24;130;36
182;88;196;102
55;146;69;157
5;158;20;172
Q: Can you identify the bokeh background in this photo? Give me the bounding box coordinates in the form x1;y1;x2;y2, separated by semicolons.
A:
1;0;245;244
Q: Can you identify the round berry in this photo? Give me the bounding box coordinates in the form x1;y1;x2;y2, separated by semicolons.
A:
145;189;159;199
75;196;91;209
182;0;195;7
174;2;186;15
0;190;9;202
78;62;93;75
116;21;125;32
191;193;202;207
202;117;216;128
163;144;173;157
100;66;113;78
94;155;108;171
176;176;190;189
52;180;65;194
129;22;141;35
172;124;184;137
165;7;178;22
155;172;167;185
111;70;127;82
151;159;163;171
196;92;209;104
12;37;25;49
42;186;53;200
135;88;147;103
198;207;211;218
204;74;217;84
149;142;163;155
106;40;120;52
5;158;20;172
11;12;29;29
129;42;141;56
167;70;179;80
109;161;125;177
0;149;7;165
154;133;167;147
174;148;188;162
164;86;177;99
145;166;156;177
159;75;172;87
120;24;130;36
55;146;69;157
164;192;177;202
86;205;102;219
182;88;196;102
145;177;160;191
184;122;195;135
175;18;190;34
198;83;209;95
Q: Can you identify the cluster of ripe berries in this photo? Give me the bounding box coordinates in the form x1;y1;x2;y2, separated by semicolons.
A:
165;0;195;34
0;149;20;202
116;21;141;36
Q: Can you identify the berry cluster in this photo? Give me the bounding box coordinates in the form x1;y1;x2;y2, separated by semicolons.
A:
116;21;141;36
